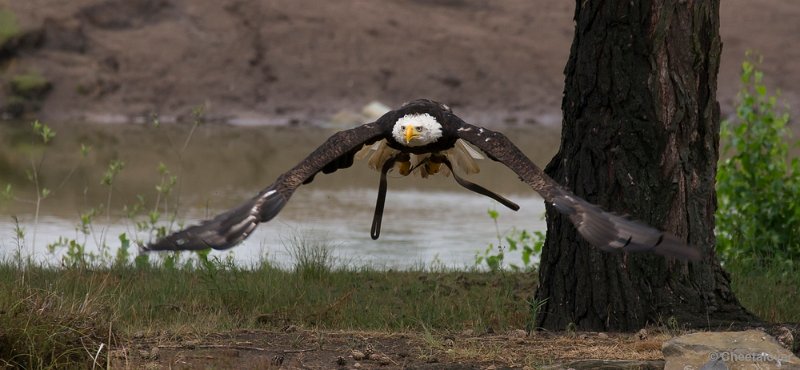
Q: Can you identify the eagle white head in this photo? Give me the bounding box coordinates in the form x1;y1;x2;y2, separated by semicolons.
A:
392;113;443;147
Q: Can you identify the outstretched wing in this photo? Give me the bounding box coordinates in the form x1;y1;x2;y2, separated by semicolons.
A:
453;120;700;261
145;122;387;251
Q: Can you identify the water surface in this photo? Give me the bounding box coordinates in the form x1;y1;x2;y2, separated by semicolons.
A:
0;121;560;268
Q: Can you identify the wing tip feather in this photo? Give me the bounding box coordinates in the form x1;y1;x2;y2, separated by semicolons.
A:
145;187;287;252
557;193;701;261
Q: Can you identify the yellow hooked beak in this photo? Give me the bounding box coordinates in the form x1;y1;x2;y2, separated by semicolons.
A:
404;125;418;144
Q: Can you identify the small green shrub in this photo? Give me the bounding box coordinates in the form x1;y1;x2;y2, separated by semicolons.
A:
6;112;200;268
475;209;544;272
716;55;798;268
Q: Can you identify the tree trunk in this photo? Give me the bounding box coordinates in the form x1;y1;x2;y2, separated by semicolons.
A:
534;0;757;331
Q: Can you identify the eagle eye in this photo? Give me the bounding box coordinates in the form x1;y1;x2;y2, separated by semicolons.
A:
416;126;423;132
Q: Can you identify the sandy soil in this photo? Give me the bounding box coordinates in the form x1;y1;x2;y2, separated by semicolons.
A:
1;0;798;126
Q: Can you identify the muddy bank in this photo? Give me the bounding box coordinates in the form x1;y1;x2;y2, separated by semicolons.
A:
0;0;798;125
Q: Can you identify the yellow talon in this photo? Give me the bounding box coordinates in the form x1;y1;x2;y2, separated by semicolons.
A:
425;161;441;175
398;161;411;176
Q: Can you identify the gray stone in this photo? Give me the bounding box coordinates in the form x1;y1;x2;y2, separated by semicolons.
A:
662;330;800;370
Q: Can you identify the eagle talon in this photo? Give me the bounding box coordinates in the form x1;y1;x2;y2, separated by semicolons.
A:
398;161;412;176
424;161;441;175
394;152;412;176
424;154;446;175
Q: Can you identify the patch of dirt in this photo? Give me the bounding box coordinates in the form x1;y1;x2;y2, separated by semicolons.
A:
112;328;672;369
1;0;798;125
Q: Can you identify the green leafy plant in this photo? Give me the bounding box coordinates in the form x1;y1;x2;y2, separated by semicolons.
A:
716;55;798;269
3;121;93;261
475;209;544;272
115;233;131;268
128;105;205;247
525;297;548;333
26;121;56;252
10;216;26;268
43;105;210;269
47;156;130;268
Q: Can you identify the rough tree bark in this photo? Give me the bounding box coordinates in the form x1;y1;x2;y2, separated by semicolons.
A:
534;0;757;331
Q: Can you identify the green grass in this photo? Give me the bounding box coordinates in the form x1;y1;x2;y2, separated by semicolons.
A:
0;245;798;368
0;261;536;335
0;250;537;368
0;267;117;369
727;261;800;323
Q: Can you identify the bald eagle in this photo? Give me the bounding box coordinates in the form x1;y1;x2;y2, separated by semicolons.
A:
145;99;700;261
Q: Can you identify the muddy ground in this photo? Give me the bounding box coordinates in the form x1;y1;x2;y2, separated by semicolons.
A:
112;328;671;369
1;0;799;125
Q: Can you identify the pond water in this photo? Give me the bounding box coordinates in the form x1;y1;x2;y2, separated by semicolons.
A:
0;121;561;269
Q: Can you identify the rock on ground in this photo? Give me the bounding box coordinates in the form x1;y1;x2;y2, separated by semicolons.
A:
662;330;800;370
